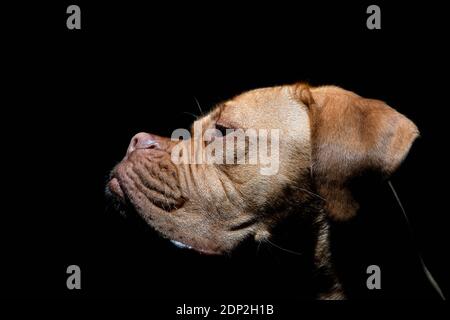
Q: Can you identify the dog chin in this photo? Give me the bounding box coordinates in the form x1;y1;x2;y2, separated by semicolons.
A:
105;180;215;254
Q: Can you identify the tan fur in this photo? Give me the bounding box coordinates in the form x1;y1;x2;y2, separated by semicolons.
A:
308;85;419;219
107;84;418;298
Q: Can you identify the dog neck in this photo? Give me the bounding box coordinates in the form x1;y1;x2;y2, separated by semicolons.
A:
256;197;345;299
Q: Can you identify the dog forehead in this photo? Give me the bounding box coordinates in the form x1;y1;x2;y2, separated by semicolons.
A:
222;86;309;131
231;86;287;109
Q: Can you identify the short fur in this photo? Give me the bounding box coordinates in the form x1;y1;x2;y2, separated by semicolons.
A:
106;84;418;299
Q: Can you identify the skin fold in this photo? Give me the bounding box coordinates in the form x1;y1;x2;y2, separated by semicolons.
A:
106;83;418;299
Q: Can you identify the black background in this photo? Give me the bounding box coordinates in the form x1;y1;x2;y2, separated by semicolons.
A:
2;0;449;310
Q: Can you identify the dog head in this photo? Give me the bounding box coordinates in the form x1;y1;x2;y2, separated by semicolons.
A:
106;84;418;254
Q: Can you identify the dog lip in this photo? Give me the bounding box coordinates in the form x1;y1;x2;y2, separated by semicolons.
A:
170;240;193;250
107;177;125;200
196;248;222;255
169;239;222;255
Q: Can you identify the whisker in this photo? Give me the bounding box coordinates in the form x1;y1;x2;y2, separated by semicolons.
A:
264;239;303;256
193;96;204;115
256;240;262;256
182;111;199;120
292;185;327;201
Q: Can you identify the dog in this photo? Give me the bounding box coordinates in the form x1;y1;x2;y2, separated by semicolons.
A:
106;84;418;299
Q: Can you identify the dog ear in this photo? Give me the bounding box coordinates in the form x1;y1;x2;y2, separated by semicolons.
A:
294;85;419;220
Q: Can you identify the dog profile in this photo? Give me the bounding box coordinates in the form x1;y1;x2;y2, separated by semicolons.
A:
106;84;418;299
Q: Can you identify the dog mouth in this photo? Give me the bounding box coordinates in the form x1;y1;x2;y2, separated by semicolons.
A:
106;170;225;256
105;183;218;254
107;177;125;201
106;175;206;253
107;180;185;244
107;171;185;213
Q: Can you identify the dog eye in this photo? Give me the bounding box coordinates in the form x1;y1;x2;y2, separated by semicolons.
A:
215;123;232;137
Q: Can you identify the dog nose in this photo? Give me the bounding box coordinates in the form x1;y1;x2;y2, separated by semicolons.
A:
127;132;160;154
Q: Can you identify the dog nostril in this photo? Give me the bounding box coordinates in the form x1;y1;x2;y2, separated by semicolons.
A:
137;139;159;150
131;137;139;148
128;132;160;154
